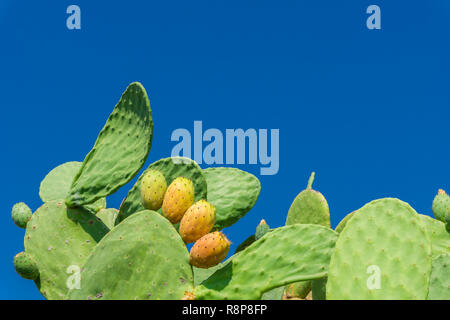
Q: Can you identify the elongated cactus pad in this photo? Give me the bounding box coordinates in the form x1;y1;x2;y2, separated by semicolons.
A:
427;253;450;300
203;167;260;230
68;211;193;300
40;161;106;212
418;214;450;259
326;198;432;300
24;201;109;299
66;82;153;207
96;208;118;229
117;157;207;224
194;224;338;300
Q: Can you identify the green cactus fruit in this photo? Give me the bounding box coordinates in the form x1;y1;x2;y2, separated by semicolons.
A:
418;214;450;259
66;82;153;208
335;211;356;233
189;231;231;269
255;219;270;240
68;210;193;300
162;177;195;224
285;172;330;227
11;202;32;228
284;281;312;299
326;198;432;300
39;161;107;213
432;189;450;222
117;157;207;224
14;252;39;280
203;167;260;230
311;277;327;300
427;253;450;300
140;169;167;211
194;224;338;300
24;200;109;299
96;208;118;229
179;200;216;243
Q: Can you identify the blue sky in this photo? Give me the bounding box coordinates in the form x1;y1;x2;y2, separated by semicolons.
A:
1;1;449;299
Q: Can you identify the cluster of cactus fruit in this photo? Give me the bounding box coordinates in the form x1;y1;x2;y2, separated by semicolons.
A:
11;82;449;300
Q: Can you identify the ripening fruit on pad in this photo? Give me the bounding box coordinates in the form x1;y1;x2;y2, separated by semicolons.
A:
162;177;194;224
140;169;167;211
190;232;230;269
11;202;32;228
14;252;39;280
432;189;450;222
179;200;216;243
326;198;432;300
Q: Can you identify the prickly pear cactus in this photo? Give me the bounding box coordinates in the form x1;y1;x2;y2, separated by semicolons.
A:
140;169;167;211
189;231;230;269
179;200;216;243
194;224;338;300
432;189;450;222
162;177;195;224
427;253;450;300
286;172;330;227
203;167;260;230
39;162;106;213
13;252;39;280
418;214;450;258
117;157;207;224
68;210;193;300
335;211;356;233
326;198;432;300
23;200;109;299
66;82;153;207
95;208;118;229
11;202;32;228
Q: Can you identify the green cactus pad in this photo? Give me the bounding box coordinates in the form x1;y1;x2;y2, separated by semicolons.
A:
311;277;327;300
14;252;39;280
335;211;356;233
194;224;338;300
39;161;106;212
11;202;32;228
117;157;207;224
234;235;256;254
427;253;450;300
418;214;450;259
284;281;312;299
66;82;153;207
24;201;109;299
261;286;284;300
68;210;193;300
96;208;118;229
285;172;330;227
326;198;432;300
255;219;270;240
203;167;260;230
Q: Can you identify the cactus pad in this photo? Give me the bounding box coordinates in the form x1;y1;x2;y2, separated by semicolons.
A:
285;172;330;227
24;201;109;299
203;167;260;230
194;224;338;300
326;198;432;300
335;211;356;233
418;214;450;258
68;210;193;300
39;161;106;212
117;157;207;223
66;82;153;207
427;253;450;300
96;208;118;229
11;202;32;228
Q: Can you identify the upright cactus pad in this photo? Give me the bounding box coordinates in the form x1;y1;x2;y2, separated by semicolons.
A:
326;198;432;300
285;172;330;227
11;202;32;228
66;82;153;207
68;211;193;300
117;157;207;224
24;201;109;299
203;167;260;230
427;253;450;300
194;224;338;300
